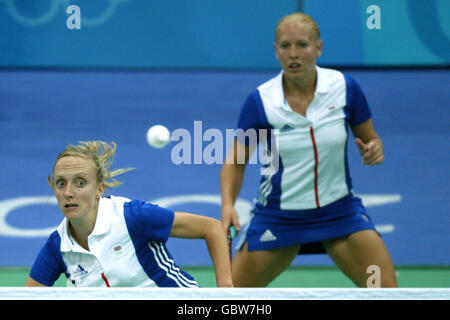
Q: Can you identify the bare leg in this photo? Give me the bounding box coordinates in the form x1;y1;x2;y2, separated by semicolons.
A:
232;242;300;287
323;230;397;287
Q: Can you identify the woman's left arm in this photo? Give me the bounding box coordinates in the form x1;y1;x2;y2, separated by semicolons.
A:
351;119;384;165
170;212;233;287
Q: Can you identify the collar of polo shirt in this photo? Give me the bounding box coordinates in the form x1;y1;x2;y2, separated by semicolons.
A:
59;197;111;252
272;66;331;110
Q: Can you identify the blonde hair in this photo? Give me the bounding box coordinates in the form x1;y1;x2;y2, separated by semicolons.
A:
275;12;321;42
48;141;135;190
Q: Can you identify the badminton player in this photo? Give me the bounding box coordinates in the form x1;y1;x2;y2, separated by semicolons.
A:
25;141;232;287
220;13;397;287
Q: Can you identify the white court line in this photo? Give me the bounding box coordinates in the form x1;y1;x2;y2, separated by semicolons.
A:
375;224;395;234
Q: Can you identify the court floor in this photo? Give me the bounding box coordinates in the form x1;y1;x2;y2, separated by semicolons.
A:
2;266;449;288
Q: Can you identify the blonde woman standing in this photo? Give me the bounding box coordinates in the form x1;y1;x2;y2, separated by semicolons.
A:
221;13;397;288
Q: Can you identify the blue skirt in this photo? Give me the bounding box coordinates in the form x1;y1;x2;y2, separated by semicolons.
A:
236;194;376;254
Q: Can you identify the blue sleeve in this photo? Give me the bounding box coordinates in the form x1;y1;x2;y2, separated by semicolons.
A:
29;231;66;286
124;200;174;243
236;90;271;145
344;74;372;127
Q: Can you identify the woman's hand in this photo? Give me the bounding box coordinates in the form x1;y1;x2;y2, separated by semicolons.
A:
355;137;384;165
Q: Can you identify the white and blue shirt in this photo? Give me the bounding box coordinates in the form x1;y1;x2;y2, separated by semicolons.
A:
29;196;198;287
237;66;371;211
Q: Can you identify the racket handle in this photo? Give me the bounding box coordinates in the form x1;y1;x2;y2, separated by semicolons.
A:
227;226;236;244
227;226;236;262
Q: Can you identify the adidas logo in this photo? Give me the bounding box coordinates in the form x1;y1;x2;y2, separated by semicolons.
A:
72;264;88;279
259;229;277;242
280;124;295;132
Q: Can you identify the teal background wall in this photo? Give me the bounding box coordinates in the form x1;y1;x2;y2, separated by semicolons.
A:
0;0;448;68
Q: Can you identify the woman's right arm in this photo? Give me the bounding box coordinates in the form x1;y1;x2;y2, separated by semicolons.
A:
220;140;254;234
25;277;47;287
